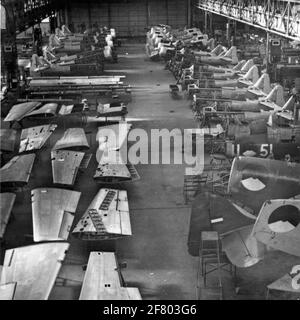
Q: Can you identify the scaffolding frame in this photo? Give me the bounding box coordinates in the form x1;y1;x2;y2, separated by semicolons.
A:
195;0;300;41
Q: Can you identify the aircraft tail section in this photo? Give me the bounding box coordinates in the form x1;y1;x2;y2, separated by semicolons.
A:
206;38;215;50
232;60;246;71
240;59;254;73
265;84;285;107
211;44;226;56
282;95;295;111
254;73;271;94
243;65;259;83
224;46;238;64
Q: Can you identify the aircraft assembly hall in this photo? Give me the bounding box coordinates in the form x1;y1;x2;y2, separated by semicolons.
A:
0;0;300;302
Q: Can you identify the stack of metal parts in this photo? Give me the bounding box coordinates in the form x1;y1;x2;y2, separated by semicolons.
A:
0;25;142;299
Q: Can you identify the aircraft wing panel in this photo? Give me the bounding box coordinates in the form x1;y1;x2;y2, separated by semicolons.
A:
0;129;17;152
31;188;81;242
58;104;75;115
94;163;131;180
72;189;131;239
0;154;36;185
4;102;41;122
25;103;58;118
79;252;141;300
0;193;16;238
52;128;89;151
0;243;69;300
51;150;85;185
96;123;132;151
0;283;17;300
19;124;57;153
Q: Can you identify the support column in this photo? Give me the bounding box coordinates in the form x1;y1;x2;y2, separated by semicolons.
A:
166;0;169;25
226;19;231;46
146;0;149;27
232;20;237;46
266;31;270;72
187;0;192;28
1;3;18;90
204;10;208;34
108;1;111;29
209;13;213;35
87;0;91;28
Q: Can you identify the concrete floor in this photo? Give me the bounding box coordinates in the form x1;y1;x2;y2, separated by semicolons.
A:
2;42;198;300
2;42;299;300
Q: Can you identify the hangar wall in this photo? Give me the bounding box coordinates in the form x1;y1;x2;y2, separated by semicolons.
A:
64;0;189;37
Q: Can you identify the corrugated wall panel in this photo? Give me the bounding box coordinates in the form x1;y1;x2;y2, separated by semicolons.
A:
66;0;188;37
168;0;188;28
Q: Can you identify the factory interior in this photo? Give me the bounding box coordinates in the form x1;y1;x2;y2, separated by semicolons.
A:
0;0;300;301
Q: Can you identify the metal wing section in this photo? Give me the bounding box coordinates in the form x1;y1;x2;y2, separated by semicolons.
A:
19;124;57;153
72;188;132;240
4;102;41;122
51;150;85;185
0;154;36;186
0;283;17;300
24;103;58;119
0;193;16;238
31;188;81;242
96;123;132;151
0;243;69;300
52;128;90;151
0;129;17;152
79;252;141;300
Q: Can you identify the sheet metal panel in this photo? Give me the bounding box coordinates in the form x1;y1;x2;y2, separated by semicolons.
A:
31;188;81;242
52;128;89;151
228;157;300;214
79;252;141;300
0;243;69;300
252;199;300;257
0;154;36;185
51;150;85;185
0;193;16;238
72;188;131;240
19;124;57;153
4;102;41;122
0;129;17;152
